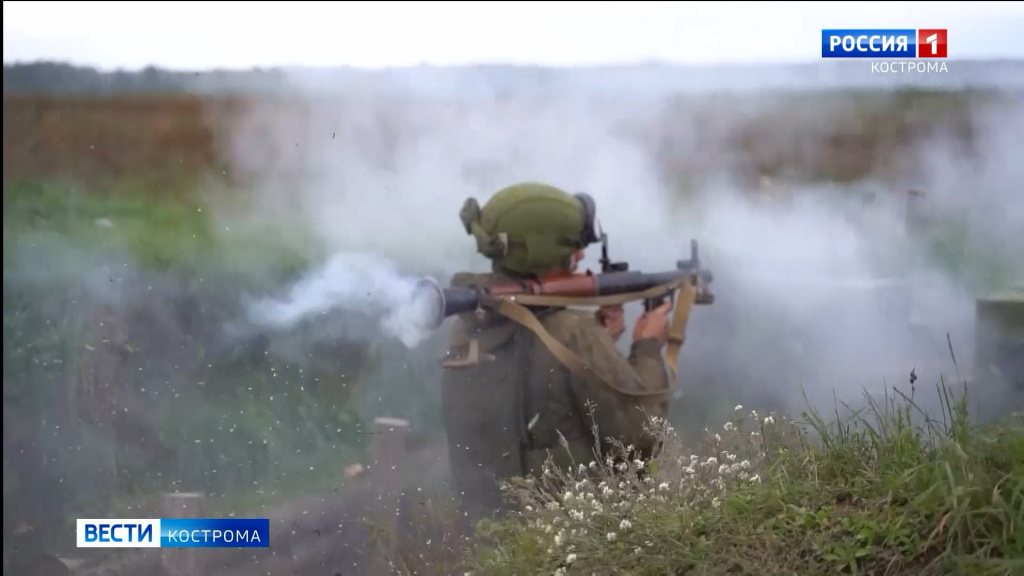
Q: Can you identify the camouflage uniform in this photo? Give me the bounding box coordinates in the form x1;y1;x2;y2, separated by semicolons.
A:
441;183;671;525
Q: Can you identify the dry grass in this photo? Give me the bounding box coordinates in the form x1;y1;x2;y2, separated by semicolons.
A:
4;95;212;181
4;89;1016;187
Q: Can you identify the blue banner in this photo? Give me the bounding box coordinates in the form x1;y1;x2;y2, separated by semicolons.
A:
159;518;270;548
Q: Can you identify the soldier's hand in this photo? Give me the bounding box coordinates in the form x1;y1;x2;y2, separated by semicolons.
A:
633;301;671;344
596;305;626;342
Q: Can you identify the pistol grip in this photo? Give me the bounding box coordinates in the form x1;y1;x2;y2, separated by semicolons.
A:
643;292;674;312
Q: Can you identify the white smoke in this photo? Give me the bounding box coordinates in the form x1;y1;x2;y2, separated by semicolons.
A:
210;72;1023;420
244;252;435;349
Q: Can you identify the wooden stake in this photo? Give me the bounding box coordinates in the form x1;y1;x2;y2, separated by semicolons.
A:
367;417;410;574
161;492;205;576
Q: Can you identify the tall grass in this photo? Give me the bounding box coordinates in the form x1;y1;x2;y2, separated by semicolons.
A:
458;383;1023;575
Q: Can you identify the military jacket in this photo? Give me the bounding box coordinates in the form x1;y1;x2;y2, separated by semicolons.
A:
440;272;670;524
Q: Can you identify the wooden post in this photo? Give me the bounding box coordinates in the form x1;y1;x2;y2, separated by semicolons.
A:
368;417;410;573
161;492;205;576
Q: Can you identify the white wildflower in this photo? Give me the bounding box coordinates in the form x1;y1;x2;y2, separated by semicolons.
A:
740;460;751;470
633;459;645;470
525;505;533;512
564;491;574;501
726;452;737;462
723;422;735;431
690;454;699;462
712;497;721;508
658;482;670;491
554;532;563;546
734;405;743;412
714;433;722;442
619;519;632;530
764;416;775;425
566;553;577;564
750;474;761;483
569;510;584;521
554;569;566;576
606;531;617;542
706;456;718;466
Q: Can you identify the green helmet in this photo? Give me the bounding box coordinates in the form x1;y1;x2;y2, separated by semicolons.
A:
459;182;599;276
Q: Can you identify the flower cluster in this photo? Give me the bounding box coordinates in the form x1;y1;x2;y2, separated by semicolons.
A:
495;406;794;573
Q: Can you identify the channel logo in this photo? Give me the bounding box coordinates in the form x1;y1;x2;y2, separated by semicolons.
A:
822;29;947;59
76;518;270;548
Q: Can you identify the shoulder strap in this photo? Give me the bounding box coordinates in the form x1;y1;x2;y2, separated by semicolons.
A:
491;290;694;397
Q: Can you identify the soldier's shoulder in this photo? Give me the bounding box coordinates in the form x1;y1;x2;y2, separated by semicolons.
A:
541;309;602;339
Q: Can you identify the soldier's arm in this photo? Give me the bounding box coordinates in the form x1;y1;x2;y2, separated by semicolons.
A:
555;313;671;458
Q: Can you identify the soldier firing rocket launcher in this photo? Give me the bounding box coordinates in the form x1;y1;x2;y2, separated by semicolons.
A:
406;183;715;382
411;234;715;332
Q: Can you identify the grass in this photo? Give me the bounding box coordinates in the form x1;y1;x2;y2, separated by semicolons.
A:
457;384;1024;576
2;175;357;565
3;175;316;280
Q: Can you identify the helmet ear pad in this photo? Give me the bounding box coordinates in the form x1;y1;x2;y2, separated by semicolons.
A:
573;192;600;247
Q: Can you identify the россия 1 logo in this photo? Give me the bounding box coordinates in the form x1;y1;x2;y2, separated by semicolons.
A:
821;29;948;58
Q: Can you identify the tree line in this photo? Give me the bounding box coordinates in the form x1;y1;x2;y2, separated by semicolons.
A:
2;61;289;95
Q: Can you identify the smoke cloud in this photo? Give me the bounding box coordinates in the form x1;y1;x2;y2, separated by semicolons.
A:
212;73;1024;423
244;252;435;348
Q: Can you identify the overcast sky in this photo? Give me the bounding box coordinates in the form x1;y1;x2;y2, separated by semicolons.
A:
4;1;1023;70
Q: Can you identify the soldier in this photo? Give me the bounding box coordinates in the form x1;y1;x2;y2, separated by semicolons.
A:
441;182;673;527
